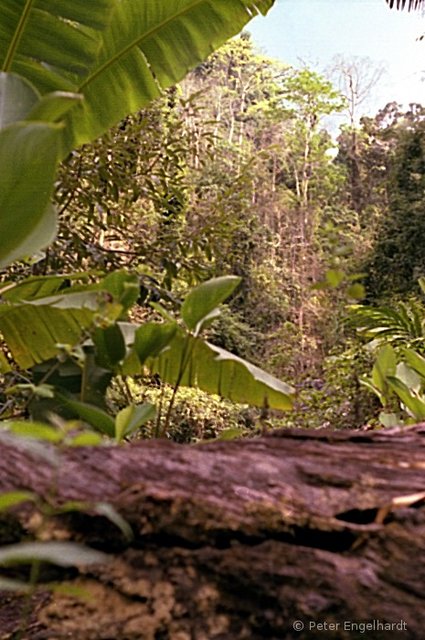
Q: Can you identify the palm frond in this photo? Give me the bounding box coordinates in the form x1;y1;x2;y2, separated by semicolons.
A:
386;0;424;11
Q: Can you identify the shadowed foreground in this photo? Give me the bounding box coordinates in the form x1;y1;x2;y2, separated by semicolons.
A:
0;425;424;639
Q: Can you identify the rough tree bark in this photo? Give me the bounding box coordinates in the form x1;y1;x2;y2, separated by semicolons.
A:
0;425;424;640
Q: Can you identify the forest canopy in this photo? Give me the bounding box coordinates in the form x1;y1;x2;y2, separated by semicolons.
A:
1;34;424;434
0;0;424;436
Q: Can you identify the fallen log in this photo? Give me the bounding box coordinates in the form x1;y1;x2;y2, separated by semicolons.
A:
0;424;424;639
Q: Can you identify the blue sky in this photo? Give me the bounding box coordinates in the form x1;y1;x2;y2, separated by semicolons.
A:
249;0;424;117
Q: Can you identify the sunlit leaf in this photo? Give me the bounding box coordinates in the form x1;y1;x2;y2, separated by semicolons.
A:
387;376;425;420
0;2;113;91
216;427;247;441
67;432;104;447
1;274;78;302
181;276;241;332
146;329;293;410
0;491;36;512
347;283;365;300
115;403;156;441
379;412;400;427
371;345;396;394
403;348;425;379
123;320;293;410
5;421;63;443
325;269;345;288
0;302;94;369
396;362;421;393
102;271;140;310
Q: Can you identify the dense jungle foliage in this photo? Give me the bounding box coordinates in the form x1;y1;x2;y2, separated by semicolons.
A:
0;0;424;603
2;32;424;439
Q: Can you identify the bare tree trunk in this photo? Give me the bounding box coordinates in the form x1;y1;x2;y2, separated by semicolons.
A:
0;425;424;639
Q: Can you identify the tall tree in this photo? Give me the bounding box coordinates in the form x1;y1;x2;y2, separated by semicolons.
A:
329;56;386;212
363;104;425;300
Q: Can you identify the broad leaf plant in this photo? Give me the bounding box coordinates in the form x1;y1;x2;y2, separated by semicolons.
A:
0;0;294;442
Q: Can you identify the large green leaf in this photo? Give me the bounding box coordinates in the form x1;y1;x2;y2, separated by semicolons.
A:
26;91;83;124
0;273;140;368
0;293;99;368
153;331;294;410
0;203;57;268
1;272;101;303
134;322;178;364
125;325;294;410
387;376;425;420
101;270;140;312
63;0;275;151
181;276;241;332
0;73;82;269
57;397;115;437
0;72;81;128
0;305;91;368
371;345;397;395
93;324;126;370
1;274;71;302
1;0;275;152
403;348;425;379
0;1;274;270
0;0;114;92
350;302;425;344
0;121;60;267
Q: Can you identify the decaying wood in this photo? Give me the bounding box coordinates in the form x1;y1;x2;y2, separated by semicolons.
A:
0;425;424;639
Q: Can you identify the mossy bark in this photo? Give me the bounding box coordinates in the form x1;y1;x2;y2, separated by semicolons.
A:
0;425;424;639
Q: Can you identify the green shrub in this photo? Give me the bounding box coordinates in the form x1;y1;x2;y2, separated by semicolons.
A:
108;379;252;443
